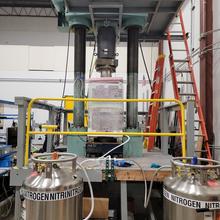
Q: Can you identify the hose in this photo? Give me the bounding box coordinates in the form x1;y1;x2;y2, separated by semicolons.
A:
99;135;131;159
145;165;171;208
77;162;94;220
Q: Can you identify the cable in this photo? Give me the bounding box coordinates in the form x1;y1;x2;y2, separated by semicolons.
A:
54;28;71;147
61;27;71;107
145;165;171;208
79;136;131;166
89;41;96;79
164;40;220;81
140;42;152;90
201;28;220;38
128;159;148;208
80;156;147;209
0;173;13;218
80;136;130;164
78;135;149;209
99;135;131;159
79;156;111;168
76;162;94;220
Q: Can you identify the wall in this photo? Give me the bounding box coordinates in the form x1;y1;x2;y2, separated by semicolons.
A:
0;16;158;128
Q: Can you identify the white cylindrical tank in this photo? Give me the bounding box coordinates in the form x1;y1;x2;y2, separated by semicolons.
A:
164;157;220;220
22;153;83;220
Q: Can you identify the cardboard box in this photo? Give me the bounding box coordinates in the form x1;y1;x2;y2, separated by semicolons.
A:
83;197;109;219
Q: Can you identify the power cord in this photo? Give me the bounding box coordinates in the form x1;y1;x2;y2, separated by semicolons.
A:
140;42;152;90
145;165;171;208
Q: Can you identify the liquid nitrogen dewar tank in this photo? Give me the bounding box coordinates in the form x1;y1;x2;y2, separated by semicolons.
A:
22;153;83;220
164;157;220;220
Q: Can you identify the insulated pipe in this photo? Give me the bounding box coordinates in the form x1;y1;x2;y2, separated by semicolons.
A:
73;25;86;127
127;26;139;129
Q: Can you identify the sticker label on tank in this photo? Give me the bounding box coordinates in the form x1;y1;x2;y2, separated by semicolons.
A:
164;188;220;210
22;185;83;201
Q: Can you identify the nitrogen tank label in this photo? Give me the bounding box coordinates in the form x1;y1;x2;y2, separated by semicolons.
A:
22;185;83;201
164;187;220;210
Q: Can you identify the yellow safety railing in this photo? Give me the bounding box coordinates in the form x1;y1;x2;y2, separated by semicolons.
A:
24;98;186;166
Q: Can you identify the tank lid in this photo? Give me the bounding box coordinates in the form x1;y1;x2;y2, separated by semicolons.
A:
171;157;220;169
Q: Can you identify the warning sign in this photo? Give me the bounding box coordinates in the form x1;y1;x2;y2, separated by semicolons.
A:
164;188;220;210
22;185;83;201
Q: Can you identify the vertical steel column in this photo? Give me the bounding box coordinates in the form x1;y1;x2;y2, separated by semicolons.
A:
158;40;164;55
14;97;28;220
127;26;139;128
120;181;128;220
47;110;56;152
74;26;86;127
160;109;169;155
186;101;195;157
63;112;68;145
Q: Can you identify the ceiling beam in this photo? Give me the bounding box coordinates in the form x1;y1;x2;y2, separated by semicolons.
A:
146;0;163;33
0;0;51;8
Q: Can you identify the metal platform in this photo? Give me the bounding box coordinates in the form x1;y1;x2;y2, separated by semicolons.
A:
66;0;184;35
0;0;185;41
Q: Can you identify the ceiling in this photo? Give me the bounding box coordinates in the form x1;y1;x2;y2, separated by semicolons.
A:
0;0;186;42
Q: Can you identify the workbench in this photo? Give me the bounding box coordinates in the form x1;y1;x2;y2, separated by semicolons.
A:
78;151;171;182
77;151;171;220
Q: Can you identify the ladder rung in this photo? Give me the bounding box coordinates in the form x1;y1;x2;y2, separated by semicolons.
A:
170;36;185;41
174;59;189;63
177;81;193;84
195;119;201;122
195;150;207;152
179;93;196;96
170;31;182;34
172;22;181;25
175;69;191;73
186;120;201;123
195;134;204;137
172;49;186;52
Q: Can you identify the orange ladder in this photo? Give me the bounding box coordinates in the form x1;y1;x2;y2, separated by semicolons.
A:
167;10;212;159
144;55;165;151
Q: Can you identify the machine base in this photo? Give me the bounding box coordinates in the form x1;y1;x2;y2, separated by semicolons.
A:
67;127;87;156
123;128;143;157
86;137;123;158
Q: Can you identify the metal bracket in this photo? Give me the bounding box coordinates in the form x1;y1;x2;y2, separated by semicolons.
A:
104;159;115;181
